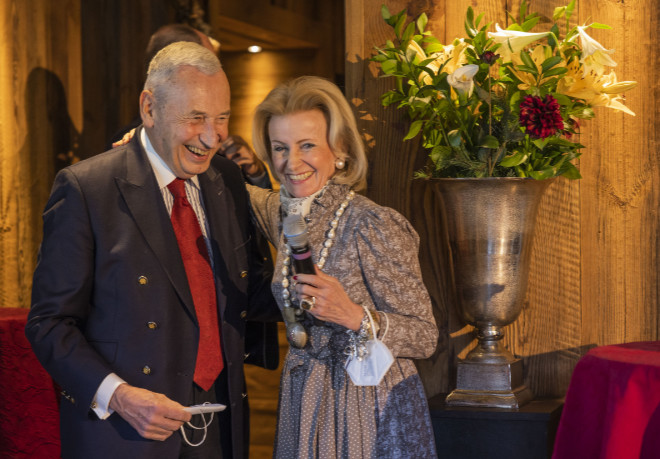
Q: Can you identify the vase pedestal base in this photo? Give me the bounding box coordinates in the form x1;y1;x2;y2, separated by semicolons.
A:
445;357;533;409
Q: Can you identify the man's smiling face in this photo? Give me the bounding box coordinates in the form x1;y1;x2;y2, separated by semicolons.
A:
142;65;231;179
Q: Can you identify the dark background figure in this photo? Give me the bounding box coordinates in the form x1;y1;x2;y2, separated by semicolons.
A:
107;23;218;149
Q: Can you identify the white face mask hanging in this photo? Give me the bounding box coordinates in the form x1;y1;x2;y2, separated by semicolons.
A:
179;403;226;447
345;307;394;386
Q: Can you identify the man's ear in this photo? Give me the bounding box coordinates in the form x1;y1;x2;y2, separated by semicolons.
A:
140;90;156;128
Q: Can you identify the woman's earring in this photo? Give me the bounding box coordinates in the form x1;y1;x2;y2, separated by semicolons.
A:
335;158;345;170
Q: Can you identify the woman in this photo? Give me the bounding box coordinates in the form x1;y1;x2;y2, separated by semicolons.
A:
247;76;439;459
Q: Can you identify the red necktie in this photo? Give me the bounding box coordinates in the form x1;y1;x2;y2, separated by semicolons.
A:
167;178;223;391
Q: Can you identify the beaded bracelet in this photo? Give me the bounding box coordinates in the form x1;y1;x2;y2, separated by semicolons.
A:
344;308;381;361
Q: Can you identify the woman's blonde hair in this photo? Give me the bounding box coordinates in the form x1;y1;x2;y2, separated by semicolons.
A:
252;76;367;191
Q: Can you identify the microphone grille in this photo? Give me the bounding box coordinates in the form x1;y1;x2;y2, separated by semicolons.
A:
283;214;309;249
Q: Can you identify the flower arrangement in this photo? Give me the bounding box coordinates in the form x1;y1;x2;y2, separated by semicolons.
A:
372;0;637;179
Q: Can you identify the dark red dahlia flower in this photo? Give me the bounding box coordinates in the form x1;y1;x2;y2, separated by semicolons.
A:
480;51;499;65
519;95;564;139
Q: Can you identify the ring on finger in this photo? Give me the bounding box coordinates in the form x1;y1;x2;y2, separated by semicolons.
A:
300;296;316;311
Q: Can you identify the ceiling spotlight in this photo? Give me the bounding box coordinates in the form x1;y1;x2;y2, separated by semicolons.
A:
247;45;262;53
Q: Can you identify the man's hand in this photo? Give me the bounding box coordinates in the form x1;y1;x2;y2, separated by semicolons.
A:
112;129;136;148
109;383;192;441
219;137;265;178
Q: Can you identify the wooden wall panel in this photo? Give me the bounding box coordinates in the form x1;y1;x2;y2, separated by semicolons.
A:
219;49;321;144
578;0;660;346
80;0;176;157
0;0;82;310
346;0;659;399
111;1;159;139
504;0;584;398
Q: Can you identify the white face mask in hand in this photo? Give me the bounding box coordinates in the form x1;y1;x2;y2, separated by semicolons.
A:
345;308;394;386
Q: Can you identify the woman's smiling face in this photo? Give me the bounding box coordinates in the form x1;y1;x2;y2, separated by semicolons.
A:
269;109;338;198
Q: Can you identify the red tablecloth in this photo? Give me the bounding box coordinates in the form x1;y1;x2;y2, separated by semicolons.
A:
552;341;660;459
0;308;60;458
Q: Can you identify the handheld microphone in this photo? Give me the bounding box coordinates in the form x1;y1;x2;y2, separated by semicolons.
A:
283;214;316;312
283;214;316;276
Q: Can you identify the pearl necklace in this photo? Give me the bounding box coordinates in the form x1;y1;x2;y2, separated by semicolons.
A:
281;190;356;309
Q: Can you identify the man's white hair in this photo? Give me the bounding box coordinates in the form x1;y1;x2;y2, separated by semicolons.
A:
144;41;222;98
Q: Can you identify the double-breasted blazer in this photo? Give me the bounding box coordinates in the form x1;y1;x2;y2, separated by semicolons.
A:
26;129;277;459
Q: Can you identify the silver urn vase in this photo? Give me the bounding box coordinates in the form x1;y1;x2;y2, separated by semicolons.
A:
432;177;554;409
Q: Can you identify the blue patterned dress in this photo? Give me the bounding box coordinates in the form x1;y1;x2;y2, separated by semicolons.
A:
248;181;439;459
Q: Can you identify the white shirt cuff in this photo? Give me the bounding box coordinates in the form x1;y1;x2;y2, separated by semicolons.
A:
92;373;126;420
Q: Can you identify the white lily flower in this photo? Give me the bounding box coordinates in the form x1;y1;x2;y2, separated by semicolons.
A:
488;24;551;61
577;26;617;77
447;64;479;97
406;39;427;63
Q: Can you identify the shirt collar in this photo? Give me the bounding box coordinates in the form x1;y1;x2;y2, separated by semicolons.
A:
140;128;201;190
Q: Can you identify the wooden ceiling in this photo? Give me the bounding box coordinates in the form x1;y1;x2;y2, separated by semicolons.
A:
208;0;339;52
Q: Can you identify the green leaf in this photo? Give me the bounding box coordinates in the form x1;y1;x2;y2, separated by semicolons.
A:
414;169;431;179
530;168;555;180
516;64;538;77
380;91;405;107
520;50;536;70
430;145;452;163
394;13;407;37
385;9;405;27
519;0;528;22
416;13;428;33
402;22;416;42
403;120;424;140
465;7;478;37
466;6;474;25
475;13;485;29
499;151;529;167
380;59;398;75
448;130;463;147
548;25;559;48
521;16;540;32
566;0;577;20
541;56;563;72
509;91;522;111
532;138;550;150
480;135;499;149
561;162;582;179
425;43;444;54
553;6;566;21
381;4;391;21
588;22;612;30
380;91;399;107
543;67;568;77
552;93;571;106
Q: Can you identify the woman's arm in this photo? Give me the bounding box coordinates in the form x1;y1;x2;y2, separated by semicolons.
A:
353;206;439;360
246;183;280;245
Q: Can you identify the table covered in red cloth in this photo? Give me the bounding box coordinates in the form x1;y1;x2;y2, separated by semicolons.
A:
0;308;60;458
552;341;660;459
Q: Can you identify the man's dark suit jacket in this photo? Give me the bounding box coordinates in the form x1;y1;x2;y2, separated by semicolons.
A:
26;129;278;459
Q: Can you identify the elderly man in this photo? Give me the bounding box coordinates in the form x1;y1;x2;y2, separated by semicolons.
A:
26;41;277;459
